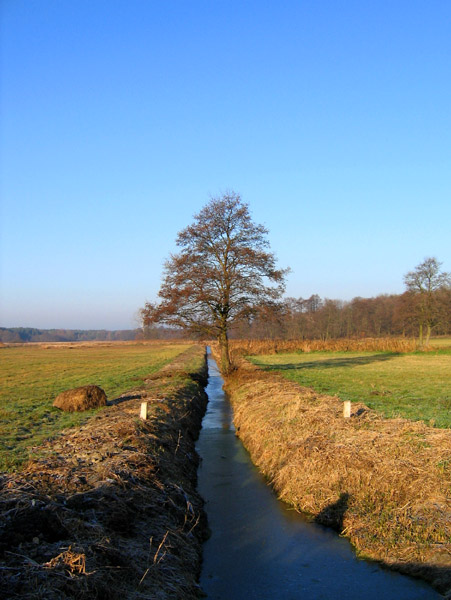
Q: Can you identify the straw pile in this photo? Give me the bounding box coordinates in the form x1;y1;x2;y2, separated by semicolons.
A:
53;385;107;412
0;346;208;600
219;349;451;597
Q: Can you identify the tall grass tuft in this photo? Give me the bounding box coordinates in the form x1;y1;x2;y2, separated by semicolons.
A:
229;337;417;359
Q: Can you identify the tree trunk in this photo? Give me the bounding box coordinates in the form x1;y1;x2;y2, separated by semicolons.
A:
418;322;424;348
425;323;432;347
218;328;231;374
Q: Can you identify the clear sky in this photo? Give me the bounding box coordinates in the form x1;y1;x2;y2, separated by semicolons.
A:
1;1;450;330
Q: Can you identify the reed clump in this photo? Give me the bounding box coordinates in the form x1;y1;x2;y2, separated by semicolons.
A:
229;337;418;359
217;347;451;596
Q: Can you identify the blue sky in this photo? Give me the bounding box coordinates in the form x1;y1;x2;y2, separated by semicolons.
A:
1;1;450;329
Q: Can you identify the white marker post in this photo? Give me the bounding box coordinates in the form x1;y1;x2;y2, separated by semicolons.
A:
343;400;351;418
140;401;148;420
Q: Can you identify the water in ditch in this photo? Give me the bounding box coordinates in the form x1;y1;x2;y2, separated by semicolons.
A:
196;350;441;600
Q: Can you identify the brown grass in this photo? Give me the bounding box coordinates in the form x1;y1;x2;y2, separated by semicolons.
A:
215;345;451;596
53;385;107;412
0;340;194;471
229;337;419;359
1;339;191;349
0;345;208;599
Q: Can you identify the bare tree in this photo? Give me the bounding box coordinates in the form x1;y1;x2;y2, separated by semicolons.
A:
141;192;288;373
403;257;451;347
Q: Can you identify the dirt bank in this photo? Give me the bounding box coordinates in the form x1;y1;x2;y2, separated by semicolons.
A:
0;345;208;599
219;350;451;597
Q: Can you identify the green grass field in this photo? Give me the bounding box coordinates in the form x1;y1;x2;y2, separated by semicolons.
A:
250;348;451;428
0;342;193;471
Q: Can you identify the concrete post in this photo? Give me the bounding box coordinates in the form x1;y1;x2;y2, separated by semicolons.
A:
140;401;148;420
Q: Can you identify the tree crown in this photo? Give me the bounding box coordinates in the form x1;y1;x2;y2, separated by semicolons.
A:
404;257;450;294
141;192;288;338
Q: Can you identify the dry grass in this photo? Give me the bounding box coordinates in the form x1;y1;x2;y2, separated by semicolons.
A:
0;341;194;470
1;339;191;349
0;345;208;599
215;345;451;596
250;350;451;428
229;337;423;359
431;337;451;347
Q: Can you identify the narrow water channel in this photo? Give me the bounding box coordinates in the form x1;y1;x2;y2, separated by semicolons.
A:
196;350;441;600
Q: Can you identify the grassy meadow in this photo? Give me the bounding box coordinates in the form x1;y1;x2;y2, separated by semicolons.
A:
249;347;451;428
223;345;451;585
0;341;193;471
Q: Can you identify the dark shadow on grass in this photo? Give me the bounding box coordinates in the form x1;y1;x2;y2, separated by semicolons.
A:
108;392;143;406
260;352;399;372
312;494;451;595
314;492;350;532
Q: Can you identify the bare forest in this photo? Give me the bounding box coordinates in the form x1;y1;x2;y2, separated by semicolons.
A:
229;289;451;341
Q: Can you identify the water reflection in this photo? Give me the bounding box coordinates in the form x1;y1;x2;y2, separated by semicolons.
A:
197;351;440;600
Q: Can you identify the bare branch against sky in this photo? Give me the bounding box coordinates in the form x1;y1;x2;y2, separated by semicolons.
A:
1;2;450;328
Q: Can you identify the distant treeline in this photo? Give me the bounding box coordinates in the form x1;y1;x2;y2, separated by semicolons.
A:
0;326;189;343
4;287;450;344
231;290;451;340
0;327;141;343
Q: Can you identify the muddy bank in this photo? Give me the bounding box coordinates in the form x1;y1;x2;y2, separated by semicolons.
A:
217;349;451;597
0;345;208;599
